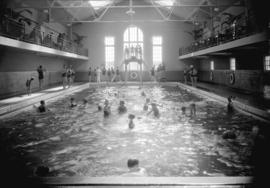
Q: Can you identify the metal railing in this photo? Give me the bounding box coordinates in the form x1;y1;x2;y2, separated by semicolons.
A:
0;15;88;57
179;25;261;56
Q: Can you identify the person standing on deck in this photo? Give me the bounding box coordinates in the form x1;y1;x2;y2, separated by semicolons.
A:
189;65;198;87
102;66;106;82
66;66;72;88
107;68;111;83
96;66;101;83
62;65;68;89
183;67;188;84
151;66;156;82
88;67;92;84
37;65;45;90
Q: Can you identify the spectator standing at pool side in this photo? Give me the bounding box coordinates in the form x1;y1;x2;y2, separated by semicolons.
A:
189;65;198;87
26;77;34;96
88;67;92;84
62;65;67;89
66;66;73;88
107;68;111;83
116;66;121;82
111;68;115;82
93;68;97;82
70;65;75;85
96;66;101;83
183;67;188;84
37;65;45;90
102;66;106;82
151;66;156;82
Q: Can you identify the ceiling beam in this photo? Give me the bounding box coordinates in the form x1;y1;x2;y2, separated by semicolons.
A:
150;0;167;20
48;19;194;23
95;2;114;21
16;4;244;9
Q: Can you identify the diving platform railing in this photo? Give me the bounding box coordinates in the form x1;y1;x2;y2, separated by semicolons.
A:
0;15;88;60
179;30;268;60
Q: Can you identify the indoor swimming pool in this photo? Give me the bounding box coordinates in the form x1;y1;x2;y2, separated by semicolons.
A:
0;84;267;177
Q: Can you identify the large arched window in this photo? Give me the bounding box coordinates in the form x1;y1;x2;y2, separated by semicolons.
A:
123;25;143;71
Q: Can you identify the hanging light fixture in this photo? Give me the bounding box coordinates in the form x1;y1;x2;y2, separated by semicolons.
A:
126;0;135;18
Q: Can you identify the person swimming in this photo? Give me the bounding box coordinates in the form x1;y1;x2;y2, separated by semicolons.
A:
148;103;160;118
122;159;147;176
190;103;196;116
70;97;77;108
33;100;48;113
103;99;111;117
118;100;127;114
143;98;150;111
141;91;146;97
181;106;186;115
128;114;135;129
222;126;239;139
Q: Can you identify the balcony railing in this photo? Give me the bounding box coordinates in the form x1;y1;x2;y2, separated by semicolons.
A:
179;25;263;56
0;15;88;57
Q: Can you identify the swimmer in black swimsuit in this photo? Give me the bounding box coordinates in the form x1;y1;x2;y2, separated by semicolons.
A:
128;114;135;129
70;97;77;108
103;99;111;117
143;98;150;111
33;100;48;113
148;103;160;118
118;100;127;114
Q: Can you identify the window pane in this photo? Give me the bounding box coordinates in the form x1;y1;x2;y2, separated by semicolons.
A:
105;37;114;45
153;46;162;63
124;30;129;42
210;61;214;70
265;56;270;71
230;58;236;70
105;46;114;65
129;27;137;42
138;29;143;42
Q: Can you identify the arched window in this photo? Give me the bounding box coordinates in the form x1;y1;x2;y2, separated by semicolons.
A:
123;25;143;71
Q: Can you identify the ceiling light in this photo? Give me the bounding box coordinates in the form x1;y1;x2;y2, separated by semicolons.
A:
88;0;111;10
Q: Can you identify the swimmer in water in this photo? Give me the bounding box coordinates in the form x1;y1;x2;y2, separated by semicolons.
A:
122;159;147;176
148;103;160;118
70;97;77;108
141;91;146;97
222;126;239;139
103;99;111;117
181;106;186;115
81;98;88;107
118;100;127;114
190;103;196;116
128;114;135;129
143;98;150;111
33;100;49;113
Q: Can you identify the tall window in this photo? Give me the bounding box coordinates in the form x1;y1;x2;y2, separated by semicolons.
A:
105;36;115;69
210;60;215;70
230;58;236;70
152;36;162;68
265;56;270;71
123;26;143;71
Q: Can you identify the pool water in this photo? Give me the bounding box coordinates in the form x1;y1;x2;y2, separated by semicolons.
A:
0;85;267;177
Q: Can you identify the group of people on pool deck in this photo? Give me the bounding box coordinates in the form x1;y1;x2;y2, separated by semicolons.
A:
88;66;122;83
183;65;198;87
